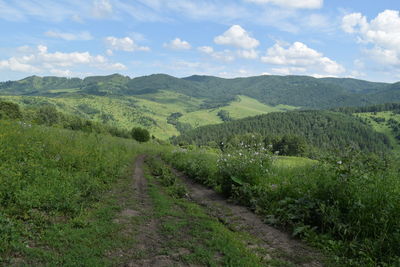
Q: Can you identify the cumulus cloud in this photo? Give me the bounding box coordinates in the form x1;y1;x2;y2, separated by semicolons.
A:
105;36;150;52
262;42;345;75
214;25;259;50
0;45;126;76
0;57;40;72
45;30;93;41
163;38;191;50
342;10;400;67
246;0;323;9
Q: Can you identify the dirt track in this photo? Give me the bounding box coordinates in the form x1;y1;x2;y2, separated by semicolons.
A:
128;155;185;267
171;168;324;267
123;155;324;266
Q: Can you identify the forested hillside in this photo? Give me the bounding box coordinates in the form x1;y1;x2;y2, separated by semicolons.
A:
172;110;391;154
0;74;398;109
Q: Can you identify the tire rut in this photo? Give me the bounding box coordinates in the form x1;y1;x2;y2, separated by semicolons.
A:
171;168;324;267
128;155;181;267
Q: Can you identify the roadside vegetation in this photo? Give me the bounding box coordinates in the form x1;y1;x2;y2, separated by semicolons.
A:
2;96;400;266
162;137;400;266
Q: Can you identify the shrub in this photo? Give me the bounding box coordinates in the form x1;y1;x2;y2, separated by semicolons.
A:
218;142;273;196
0;101;22;119
131;127;150;142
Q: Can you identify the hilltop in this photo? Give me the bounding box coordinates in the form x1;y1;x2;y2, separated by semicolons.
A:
0;74;399;139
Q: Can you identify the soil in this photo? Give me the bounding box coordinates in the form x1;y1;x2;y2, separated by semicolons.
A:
127;155;187;267
117;155;325;266
171;168;324;267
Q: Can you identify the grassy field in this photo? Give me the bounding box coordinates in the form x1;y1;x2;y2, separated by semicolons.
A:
162;147;400;266
179;95;298;128
355;111;400;154
1;94;297;140
273;156;317;169
0;120;152;265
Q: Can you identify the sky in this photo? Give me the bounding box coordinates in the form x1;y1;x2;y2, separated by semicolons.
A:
0;0;399;82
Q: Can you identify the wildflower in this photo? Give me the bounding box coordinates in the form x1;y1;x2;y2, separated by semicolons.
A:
337;160;342;165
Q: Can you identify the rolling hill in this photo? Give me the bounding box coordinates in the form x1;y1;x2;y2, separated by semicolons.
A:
172;110;391;154
0;73;399;139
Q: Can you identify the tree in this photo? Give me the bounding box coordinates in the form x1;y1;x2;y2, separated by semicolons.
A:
131;127;150;142
0;101;22;119
217;110;232;122
35;105;60;126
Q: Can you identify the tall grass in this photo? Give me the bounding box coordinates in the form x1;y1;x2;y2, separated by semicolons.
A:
163;147;400;266
0;120;138;263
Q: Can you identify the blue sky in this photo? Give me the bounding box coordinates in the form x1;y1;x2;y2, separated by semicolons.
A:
0;0;399;82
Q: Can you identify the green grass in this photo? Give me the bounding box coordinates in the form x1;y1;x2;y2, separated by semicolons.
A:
179;95;298;128
1;94;297;140
143;159;291;267
163;147;400;266
0;120;146;265
47;88;80;93
355;111;400;155
273;156;317;169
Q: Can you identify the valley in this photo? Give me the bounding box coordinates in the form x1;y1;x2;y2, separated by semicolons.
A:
1;74;400;266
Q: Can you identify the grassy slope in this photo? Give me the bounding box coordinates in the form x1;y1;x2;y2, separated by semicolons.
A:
179;95;297;128
1;94;296;139
0;120;144;265
163;148;400;266
142;157;296;266
0;119;297;266
355;111;400;155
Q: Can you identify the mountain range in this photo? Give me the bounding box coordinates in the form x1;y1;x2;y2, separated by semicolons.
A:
1;73;399;109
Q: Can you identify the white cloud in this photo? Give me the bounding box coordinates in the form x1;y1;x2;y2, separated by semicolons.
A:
237;49;258;59
262;42;345;75
271;67;306;75
198;46;214;54
105;36;150;52
45;30;93;41
50;68;73;77
246;0;323;9
214;25;259;50
198;46;235;62
163;38;191;50
0;57;40;72
0;45;126;76
342;10;400;67
211;50;235;62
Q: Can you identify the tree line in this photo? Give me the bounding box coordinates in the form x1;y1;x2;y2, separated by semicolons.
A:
172;110;391;155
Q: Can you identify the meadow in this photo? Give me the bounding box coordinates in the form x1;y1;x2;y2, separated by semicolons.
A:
2;98;400;266
1;94;297;140
161;145;400;266
0;120;148;265
355;111;400;155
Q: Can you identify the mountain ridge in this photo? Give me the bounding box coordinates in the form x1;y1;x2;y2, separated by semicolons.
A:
0;73;398;110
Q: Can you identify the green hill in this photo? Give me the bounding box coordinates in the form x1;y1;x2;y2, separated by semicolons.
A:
1;74;400;139
0;74;397;109
172;110;391;154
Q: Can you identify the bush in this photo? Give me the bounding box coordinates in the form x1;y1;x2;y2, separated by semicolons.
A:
35;105;60;126
162;145;400;266
0;101;22;119
218;143;273;197
131;127;150;142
